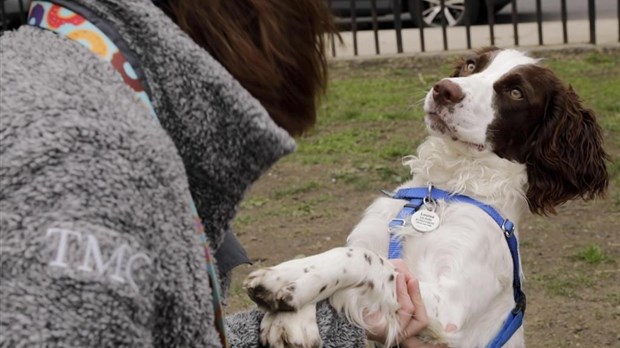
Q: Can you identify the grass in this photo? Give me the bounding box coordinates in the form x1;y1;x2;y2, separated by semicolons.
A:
573;244;608;265
271;181;322;200
533;272;596;298
533;244;612;298
240;196;270;209
608;292;620;306
542;53;620;156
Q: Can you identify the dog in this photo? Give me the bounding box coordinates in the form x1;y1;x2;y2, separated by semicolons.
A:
243;47;609;347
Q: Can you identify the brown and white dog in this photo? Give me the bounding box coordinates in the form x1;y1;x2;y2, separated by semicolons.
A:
243;48;609;347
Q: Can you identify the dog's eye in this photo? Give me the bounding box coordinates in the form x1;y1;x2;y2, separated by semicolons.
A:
466;63;476;72
509;88;524;100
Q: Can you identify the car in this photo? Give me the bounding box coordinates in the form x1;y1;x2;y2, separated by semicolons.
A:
328;0;512;27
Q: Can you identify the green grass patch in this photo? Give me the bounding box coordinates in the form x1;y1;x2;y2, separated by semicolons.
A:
239;196;270;209
330;167;374;191
299;127;380;156
263;195;337;220
321;72;430;125
573;244;608;265
607;292;620;306
228;281;255;308
270;181;322;200
233;214;252;228
533;272;596;298
545;54;620;137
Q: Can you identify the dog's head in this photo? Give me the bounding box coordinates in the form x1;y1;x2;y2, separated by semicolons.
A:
423;47;609;214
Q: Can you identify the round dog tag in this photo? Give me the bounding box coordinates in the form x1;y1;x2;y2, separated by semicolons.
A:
410;210;440;232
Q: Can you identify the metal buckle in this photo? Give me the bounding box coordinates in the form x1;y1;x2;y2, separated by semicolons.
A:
502;219;514;237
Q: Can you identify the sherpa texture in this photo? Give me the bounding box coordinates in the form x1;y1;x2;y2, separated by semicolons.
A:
1;25;220;347
0;0;366;347
226;302;366;348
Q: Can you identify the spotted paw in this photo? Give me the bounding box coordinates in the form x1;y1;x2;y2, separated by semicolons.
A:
260;305;321;348
245;247;386;312
244;267;300;311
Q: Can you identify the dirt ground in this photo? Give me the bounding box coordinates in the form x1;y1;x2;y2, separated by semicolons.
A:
229;167;619;347
226;49;620;347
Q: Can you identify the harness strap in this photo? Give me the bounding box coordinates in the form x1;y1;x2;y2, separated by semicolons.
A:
387;198;423;259
387;186;525;348
392;187;515;231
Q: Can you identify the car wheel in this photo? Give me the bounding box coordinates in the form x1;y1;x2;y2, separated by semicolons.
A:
409;0;481;27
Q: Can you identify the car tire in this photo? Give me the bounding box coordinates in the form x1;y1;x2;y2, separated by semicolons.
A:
409;0;481;27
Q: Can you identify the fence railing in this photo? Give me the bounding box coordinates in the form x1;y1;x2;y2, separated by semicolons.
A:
2;0;619;57
327;0;620;57
0;0;28;32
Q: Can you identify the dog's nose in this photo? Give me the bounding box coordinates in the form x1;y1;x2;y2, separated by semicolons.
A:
432;80;464;105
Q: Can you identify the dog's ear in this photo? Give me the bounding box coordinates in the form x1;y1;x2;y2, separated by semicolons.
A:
525;84;609;215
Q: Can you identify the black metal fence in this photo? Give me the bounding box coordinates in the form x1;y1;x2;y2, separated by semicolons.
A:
2;0;619;57
0;0;28;32
328;0;619;57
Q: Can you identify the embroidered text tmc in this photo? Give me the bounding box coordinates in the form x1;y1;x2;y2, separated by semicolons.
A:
46;228;151;292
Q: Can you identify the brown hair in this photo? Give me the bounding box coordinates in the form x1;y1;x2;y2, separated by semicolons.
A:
162;0;338;136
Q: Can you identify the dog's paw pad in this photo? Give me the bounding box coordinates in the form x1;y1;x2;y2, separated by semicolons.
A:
244;269;280;310
245;284;278;310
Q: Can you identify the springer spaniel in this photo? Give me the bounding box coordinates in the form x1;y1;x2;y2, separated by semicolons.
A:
243;48;609;347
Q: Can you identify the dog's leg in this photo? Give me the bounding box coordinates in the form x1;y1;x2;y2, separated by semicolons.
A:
245;246;402;346
245;195;416;347
245;247;397;311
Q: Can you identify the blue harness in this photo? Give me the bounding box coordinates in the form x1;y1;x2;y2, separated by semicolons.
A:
386;186;526;348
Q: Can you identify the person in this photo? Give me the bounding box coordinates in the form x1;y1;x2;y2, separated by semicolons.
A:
0;0;432;346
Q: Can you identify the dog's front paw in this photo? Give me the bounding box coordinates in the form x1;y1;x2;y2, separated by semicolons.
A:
244;268;300;311
261;305;321;348
244;253;343;311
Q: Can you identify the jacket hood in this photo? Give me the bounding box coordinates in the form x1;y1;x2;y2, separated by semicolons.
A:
68;0;297;252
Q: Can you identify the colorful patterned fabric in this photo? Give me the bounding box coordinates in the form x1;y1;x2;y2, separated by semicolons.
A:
27;1;228;346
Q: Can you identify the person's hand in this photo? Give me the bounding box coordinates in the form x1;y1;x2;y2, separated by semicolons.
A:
365;259;432;347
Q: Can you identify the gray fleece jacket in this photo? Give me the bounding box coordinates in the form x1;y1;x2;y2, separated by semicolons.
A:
0;0;365;347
